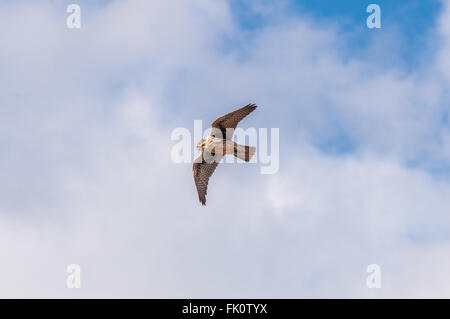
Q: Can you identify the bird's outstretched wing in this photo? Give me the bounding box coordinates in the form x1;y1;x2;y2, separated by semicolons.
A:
193;154;220;206
211;103;257;139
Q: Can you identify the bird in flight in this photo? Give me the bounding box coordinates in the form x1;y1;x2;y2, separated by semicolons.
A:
193;104;257;205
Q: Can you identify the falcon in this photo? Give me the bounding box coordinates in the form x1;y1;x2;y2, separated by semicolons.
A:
193;104;257;205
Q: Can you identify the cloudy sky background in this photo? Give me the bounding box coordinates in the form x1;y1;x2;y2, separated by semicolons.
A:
1;0;450;297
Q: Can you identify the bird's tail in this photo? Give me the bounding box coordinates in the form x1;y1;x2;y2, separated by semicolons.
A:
233;143;256;162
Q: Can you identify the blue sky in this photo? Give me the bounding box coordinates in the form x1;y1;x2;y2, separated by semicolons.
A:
233;0;441;38
231;0;443;76
223;0;449;161
1;0;450;298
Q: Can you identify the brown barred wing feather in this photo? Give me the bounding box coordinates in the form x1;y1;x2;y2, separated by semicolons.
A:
192;155;219;206
211;103;257;139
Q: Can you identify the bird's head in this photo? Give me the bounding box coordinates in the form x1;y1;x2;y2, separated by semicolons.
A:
196;139;206;151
